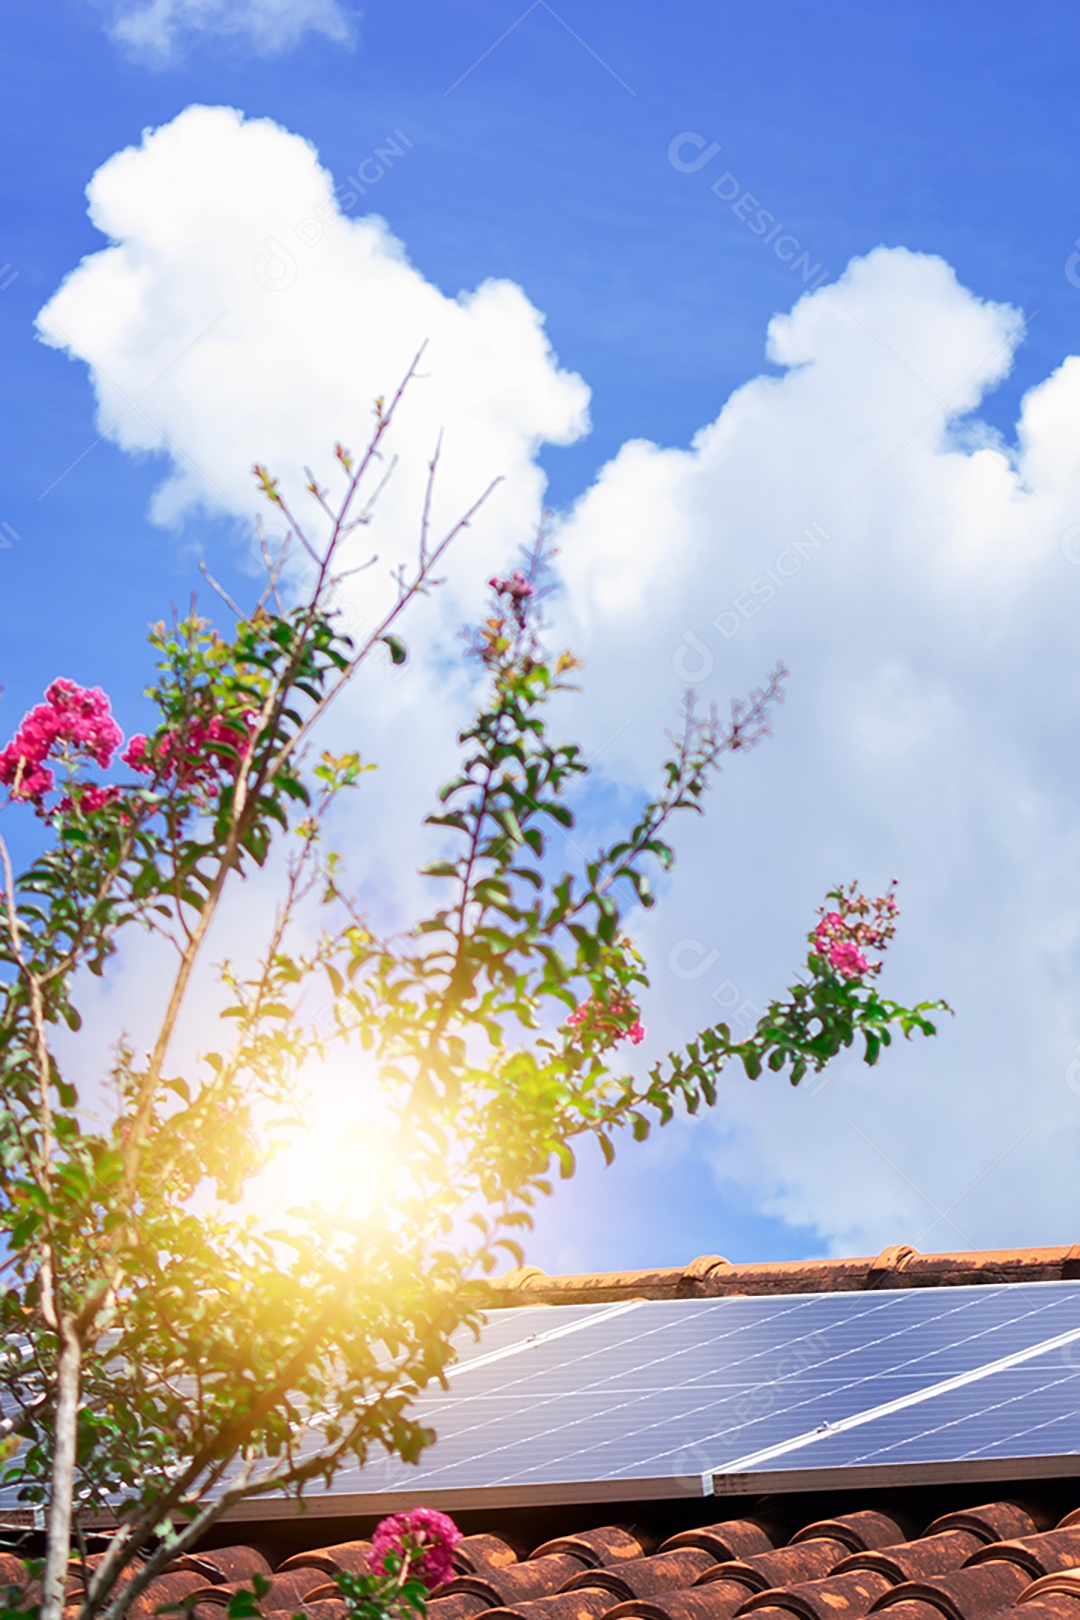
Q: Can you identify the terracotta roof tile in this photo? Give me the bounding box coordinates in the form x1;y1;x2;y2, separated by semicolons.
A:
738;1568;893;1620
695;1541;849;1594
497;1245;1080;1303
865;1601;948;1620
836;1531;987;1581
608;1582;753;1620
480;1593;614;1620
455;1536;525;1574
923;1507;1046;1543
188;1571;328;1610
19;1476;1080;1620
176;1547;273;1583
532;1531;651;1567
969;1531;1080;1579
659;1525;776;1562
565;1551;718;1601
789;1513;912;1554
870;1561;1032;1620
1013;1602;1080;1620
1020;1573;1080;1608
127;1572;209;1617
294;1602;349;1620
439;1553;592;1607
428;1594;495;1620
279;1541;373;1575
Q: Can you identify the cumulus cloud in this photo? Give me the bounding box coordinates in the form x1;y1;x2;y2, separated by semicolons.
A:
37;105;1080;1263
104;0;355;61
37;104;590;912
552;247;1080;1258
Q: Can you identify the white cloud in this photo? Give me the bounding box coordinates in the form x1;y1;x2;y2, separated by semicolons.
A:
553;247;1080;1258
104;0;355;61
37;106;1080;1264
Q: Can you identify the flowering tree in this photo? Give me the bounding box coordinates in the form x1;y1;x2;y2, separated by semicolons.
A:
0;361;945;1620
327;1509;461;1620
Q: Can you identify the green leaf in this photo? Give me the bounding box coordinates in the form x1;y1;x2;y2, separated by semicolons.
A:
381;634;408;666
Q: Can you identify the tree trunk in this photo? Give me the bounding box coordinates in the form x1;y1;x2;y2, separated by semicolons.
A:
41;1318;81;1620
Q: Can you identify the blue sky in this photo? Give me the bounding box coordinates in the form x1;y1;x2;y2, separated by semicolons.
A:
6;1;1080;1272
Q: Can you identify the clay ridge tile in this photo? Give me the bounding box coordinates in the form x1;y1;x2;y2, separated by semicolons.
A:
868;1561;1031;1620
924;1504;1045;1542
476;1594;614;1620
967;1530;1080;1579
695;1540;849;1594
176;1547;273;1584
453;1537;524;1577
497;1245;1080;1302
607;1586;751;1620
564;1552;717;1601
532;1531;651;1567
427;1596;495;1620
836;1532;986;1583
439;1554;590;1606
789;1513;912;1554
190;1571;328;1611
659;1524;775;1562
1015;1602;1080;1620
738;1568;894;1620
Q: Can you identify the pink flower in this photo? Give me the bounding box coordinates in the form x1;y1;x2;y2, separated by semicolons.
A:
120;714;253;794
44;679;123;766
811;881;900;980
122;735;153;775
566;994;646;1047
370;1507;462;1589
0;679;124;804
488;568;536;629
825;940;869;979
57;784;119;816
0;745;54;801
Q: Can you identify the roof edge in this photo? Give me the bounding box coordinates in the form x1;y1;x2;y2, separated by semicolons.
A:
496;1243;1080;1304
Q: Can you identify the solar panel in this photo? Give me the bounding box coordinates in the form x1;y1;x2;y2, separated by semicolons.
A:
7;1281;1076;1527
307;1280;1080;1512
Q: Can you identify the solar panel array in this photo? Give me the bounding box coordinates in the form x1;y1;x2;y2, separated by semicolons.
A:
5;1280;1078;1525
323;1280;1080;1508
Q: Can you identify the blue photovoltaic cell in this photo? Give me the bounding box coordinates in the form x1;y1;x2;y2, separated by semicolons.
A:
5;1281;1075;1520
317;1279;1080;1500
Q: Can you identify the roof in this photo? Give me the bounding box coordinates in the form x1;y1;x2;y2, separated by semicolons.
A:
13;1488;1080;1620
495;1248;1080;1307
7;1245;1080;1620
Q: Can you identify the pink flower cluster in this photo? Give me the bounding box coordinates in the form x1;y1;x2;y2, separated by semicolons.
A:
812;880;900;981
370;1507;462;1590
487;568;535;629
123;713;254;793
58;784;120;816
0;680;123;803
567;993;646;1046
